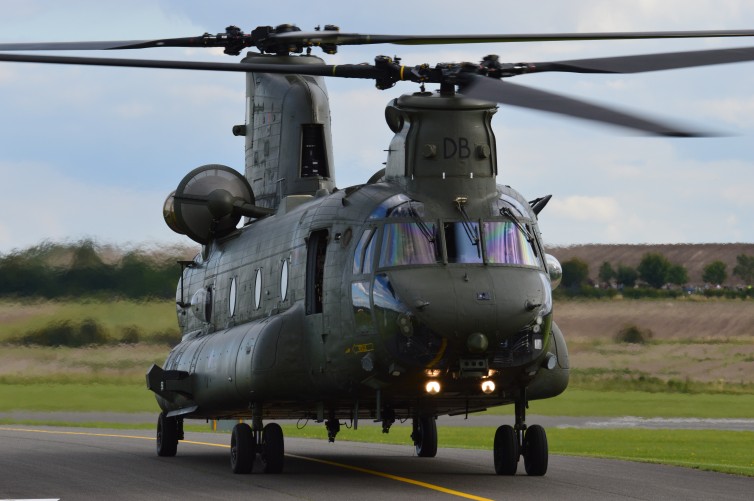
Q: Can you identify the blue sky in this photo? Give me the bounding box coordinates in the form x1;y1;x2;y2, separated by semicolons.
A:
0;0;753;252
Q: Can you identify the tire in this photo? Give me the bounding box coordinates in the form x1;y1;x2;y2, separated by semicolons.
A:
493;424;518;475
230;423;255;474
261;423;285;474
156;412;178;457
523;424;548;476
414;416;438;458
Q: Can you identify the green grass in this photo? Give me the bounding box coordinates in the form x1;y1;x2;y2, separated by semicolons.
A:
278;424;754;477
508;389;754;419
0;382;159;413
0;299;178;342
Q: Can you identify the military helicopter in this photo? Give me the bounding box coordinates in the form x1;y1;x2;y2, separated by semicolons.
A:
3;25;754;477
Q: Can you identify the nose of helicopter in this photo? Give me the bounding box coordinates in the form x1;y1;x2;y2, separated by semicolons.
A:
381;265;551;348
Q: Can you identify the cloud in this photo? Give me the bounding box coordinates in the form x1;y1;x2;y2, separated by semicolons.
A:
550;195;621;222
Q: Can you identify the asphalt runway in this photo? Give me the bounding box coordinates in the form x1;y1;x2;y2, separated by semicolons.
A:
1;425;753;501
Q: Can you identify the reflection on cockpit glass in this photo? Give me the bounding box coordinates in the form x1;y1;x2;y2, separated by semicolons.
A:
353;228;375;274
484;221;538;266
373;274;410;313
445;222;482;264
379;222;439;267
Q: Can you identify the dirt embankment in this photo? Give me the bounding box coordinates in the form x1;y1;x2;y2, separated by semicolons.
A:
555;298;754;384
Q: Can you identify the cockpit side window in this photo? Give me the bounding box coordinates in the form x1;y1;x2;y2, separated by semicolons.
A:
353;228;375;274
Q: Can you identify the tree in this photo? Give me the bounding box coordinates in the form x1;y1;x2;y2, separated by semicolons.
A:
598;261;615;285
733;254;754;285
702;260;727;286
616;264;638;287
667;264;688;286
561;258;589;289
638;252;671;288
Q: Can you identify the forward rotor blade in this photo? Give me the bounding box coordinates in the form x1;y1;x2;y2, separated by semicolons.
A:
0;52;386;79
528;45;754;74
461;75;711;137
0;37;214;51
274;29;754;46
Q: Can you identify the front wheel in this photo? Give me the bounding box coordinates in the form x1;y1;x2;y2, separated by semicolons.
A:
493;424;518;475
230;423;255;474
523;424;548;476
261;423;285;474
413;416;438;458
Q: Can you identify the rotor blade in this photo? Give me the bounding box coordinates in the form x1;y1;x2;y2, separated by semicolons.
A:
0;52;387;79
273;29;754;46
0;37;217;52
528;45;754;74
461;75;712;137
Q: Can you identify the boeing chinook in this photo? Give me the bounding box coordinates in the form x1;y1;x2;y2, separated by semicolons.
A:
3;24;754;476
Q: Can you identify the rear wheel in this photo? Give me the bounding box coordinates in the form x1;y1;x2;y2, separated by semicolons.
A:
413;415;438;458
230;423;255;474
156;412;178;457
493;424;518;475
261;423;285;473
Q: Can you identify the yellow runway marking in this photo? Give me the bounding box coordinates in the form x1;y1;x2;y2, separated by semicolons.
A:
0;427;493;501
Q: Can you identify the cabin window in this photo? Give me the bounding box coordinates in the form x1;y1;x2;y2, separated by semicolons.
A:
379;223;439;268
483;221;538;266
254;269;262;310
280;259;289;302
229;277;237;317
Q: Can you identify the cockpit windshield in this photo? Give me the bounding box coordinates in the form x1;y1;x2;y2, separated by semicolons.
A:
483;221;539;266
362;195;540;271
379;222;440;267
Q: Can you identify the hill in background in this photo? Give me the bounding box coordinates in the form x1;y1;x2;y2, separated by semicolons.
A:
548;243;754;286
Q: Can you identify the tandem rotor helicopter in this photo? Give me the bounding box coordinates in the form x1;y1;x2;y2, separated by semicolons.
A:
3;25;754;476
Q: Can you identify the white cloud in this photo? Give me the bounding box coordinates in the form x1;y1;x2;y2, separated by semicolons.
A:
550;195;621;222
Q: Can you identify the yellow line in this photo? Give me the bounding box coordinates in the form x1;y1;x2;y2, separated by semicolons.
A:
287;453;494;501
0;427;493;501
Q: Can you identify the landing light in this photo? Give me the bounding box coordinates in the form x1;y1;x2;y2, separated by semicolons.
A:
425;380;441;395
481;380;496;394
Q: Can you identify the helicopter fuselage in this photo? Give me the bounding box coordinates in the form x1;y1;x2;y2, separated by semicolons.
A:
151;178;568;422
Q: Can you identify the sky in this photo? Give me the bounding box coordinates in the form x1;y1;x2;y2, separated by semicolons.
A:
0;0;753;253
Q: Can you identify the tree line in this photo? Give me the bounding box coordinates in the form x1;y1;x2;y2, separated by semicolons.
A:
0;241;187;299
559;252;754;298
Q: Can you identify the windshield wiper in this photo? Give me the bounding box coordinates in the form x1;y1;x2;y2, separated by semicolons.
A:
407;201;435;243
454;198;480;249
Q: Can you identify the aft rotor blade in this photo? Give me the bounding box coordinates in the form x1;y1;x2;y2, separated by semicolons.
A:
528;45;754;74
461;75;712;137
0;52;386;79
274;29;754;46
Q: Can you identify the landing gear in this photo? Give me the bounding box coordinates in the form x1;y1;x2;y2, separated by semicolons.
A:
411;415;438;458
156;412;181;457
228;403;285;474
230;423;255;474
493;390;548;476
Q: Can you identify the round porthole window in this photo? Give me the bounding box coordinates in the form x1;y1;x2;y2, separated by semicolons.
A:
254;269;262;310
280;259;289;302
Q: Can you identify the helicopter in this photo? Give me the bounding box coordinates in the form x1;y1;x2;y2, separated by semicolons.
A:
2;25;754;477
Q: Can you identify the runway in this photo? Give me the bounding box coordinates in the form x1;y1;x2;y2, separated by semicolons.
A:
1;425;752;500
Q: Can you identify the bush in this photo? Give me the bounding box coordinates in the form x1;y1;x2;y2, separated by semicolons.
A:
616;324;653;344
16;318;111;347
119;325;142;344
